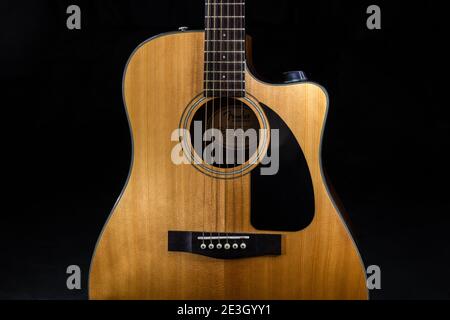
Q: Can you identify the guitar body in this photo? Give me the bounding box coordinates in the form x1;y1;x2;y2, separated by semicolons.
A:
89;31;368;300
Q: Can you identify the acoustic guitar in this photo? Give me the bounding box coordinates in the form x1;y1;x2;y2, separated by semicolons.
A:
89;0;368;300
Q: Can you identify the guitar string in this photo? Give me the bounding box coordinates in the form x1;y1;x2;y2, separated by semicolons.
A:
209;0;215;246
213;0;219;241
240;0;245;235
232;0;237;236
218;0;223;245
223;0;230;245
203;0;210;247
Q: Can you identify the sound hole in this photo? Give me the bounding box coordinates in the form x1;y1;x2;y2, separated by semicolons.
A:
189;98;261;169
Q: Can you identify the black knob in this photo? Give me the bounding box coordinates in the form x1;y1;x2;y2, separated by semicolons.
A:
282;71;308;83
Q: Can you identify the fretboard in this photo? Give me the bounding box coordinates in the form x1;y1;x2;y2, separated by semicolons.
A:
204;0;246;98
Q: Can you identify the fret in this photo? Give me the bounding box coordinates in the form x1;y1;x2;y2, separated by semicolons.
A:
205;74;245;81
205;82;246;91
205;16;245;22
205;80;246;82
206;30;245;41
205;90;245;98
206;40;245;42
205;71;244;73
205;89;246;92
205;43;245;52
205;17;245;27
204;62;245;70
205;52;245;60
205;28;245;30
205;90;246;96
205;38;245;43
205;50;245;53
205;61;245;63
206;2;245;5
206;16;244;18
204;73;245;79
205;72;244;81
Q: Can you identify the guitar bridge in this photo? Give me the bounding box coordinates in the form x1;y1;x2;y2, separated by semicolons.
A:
168;231;282;260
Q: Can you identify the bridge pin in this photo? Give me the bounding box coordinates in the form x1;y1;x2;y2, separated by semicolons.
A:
240;243;247;249
216;243;223;249
224;243;231;250
208;243;215;250
232;243;239;250
200;243;207;250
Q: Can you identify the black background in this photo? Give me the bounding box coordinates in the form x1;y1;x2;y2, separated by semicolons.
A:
0;0;449;300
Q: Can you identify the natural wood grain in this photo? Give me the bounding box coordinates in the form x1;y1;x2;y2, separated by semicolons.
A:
89;31;368;300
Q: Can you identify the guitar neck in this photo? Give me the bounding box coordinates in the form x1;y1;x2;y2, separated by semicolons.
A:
204;0;246;98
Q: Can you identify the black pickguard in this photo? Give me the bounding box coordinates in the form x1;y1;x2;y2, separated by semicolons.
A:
250;104;315;232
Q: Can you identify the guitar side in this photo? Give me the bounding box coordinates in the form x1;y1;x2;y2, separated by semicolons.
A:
89;31;369;300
